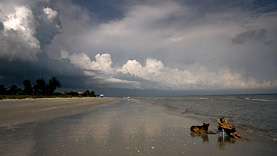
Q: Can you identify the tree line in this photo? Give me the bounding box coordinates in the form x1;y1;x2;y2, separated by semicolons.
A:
1;77;96;97
63;90;96;97
1;77;61;96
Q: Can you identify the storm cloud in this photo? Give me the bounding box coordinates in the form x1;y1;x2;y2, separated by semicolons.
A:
0;0;61;61
1;0;277;96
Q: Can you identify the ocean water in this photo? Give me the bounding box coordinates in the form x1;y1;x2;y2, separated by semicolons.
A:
140;94;277;141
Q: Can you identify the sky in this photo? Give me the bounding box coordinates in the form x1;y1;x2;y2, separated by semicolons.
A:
0;0;277;96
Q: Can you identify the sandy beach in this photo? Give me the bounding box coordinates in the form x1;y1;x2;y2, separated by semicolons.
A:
0;97;120;127
0;98;276;156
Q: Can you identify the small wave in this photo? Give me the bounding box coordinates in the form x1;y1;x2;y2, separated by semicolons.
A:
236;124;277;141
181;109;190;114
244;98;270;102
162;104;179;110
251;98;269;102
199;97;209;100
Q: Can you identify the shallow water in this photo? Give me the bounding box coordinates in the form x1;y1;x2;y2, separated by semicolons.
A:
140;94;277;140
0;99;276;156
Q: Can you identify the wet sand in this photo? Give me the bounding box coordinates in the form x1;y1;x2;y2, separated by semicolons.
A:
0;98;276;156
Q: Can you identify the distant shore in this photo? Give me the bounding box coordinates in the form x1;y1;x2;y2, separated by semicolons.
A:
0;97;120;127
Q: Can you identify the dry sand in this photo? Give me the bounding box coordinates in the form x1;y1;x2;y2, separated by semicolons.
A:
0;97;120;127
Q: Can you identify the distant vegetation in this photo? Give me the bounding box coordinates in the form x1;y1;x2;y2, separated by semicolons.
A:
0;77;96;99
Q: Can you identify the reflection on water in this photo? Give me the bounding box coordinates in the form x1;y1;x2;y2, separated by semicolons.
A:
190;132;209;143
217;136;236;150
0;125;36;156
189;132;237;150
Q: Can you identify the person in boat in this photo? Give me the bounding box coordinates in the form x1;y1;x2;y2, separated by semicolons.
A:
218;117;249;141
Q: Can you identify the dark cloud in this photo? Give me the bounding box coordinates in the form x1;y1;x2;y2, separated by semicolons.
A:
181;0;277;13
231;29;270;44
71;0;125;22
0;22;4;30
32;7;62;49
0;54;90;90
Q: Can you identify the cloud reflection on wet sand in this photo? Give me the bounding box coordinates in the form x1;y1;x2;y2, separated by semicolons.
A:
0;99;276;155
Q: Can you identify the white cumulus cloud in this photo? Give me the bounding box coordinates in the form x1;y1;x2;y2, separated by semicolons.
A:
61;51;142;89
62;51;114;75
44;7;58;20
120;57;277;90
62;52;277;91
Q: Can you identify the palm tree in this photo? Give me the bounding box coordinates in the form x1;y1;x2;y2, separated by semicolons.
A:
23;80;33;95
34;79;46;95
47;77;61;95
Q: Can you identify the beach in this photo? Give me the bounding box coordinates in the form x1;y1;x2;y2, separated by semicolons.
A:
0;97;120;127
0;98;276;156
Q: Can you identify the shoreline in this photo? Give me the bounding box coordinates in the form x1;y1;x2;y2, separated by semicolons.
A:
0;97;120;127
135;96;277;142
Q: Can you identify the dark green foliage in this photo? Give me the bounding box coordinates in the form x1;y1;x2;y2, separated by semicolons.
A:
23;80;33;95
0;77;97;99
84;90;90;97
90;90;96;97
66;91;79;96
7;85;21;95
46;77;61;95
34;79;47;95
83;90;96;97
